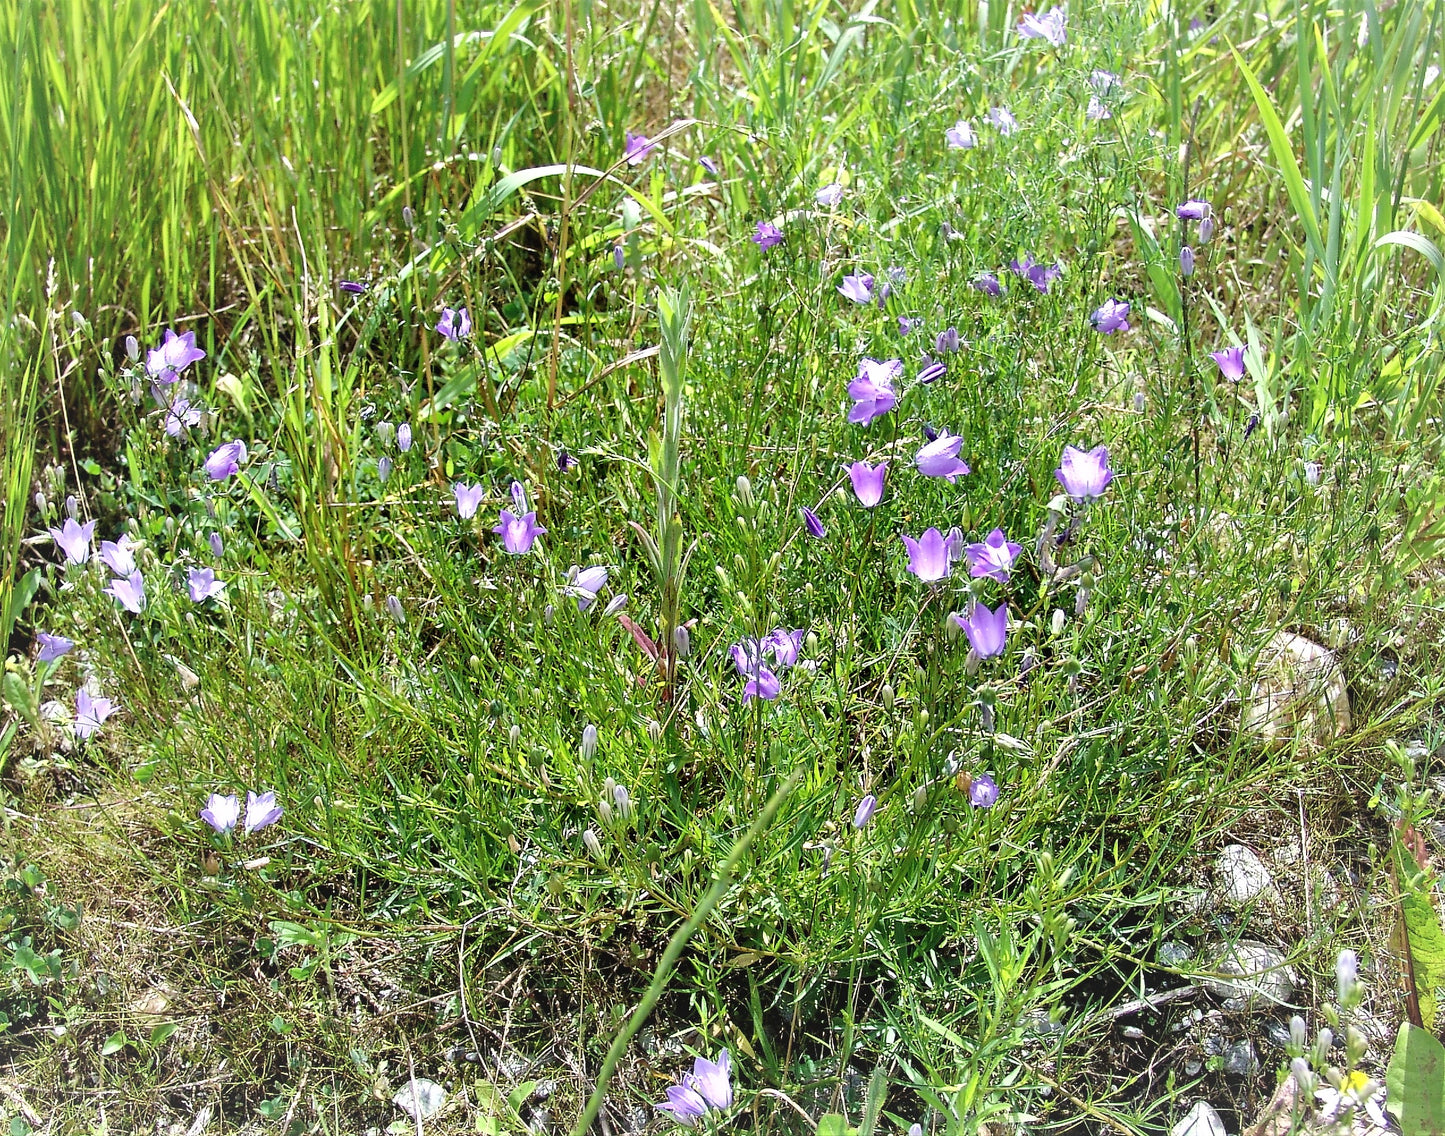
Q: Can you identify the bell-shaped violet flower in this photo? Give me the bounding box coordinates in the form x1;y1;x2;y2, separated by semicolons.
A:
1055;444;1114;501
838;273;874;305
1017;5;1067;45
742;667;781;703
970;773;1000;808
74;687;116;740
188;567;225;603
397;423;413;452
697;156;720;176
915;431;971;482
244;790;284;835
1090;299;1131;334
204;440;247;481
984;106;1018;136
453;482;486;519
815;183;844;207
730;637;763;678
99;538;137;577
972;272;1003;296
1176;199;1212;220
209;532;224;557
752;221;783;250
965;529;1023;582
49;518;95;565
1210;345;1247;382
945;119;976;149
952;602;1008;658
624;131;658;166
935;327;960;354
902;528;953;582
801;506;826;540
36;632;74;663
847;358;900;425
1180;246;1195;276
163;397;203;436
1010;254;1062;293
437;307;472;341
1086;95;1112;121
691;1051;733;1110
494;509;546;554
572;566;609;611
849;461;887;507
201;793;240;835
106;571;146;614
656;1080;709;1127
764;628;804;669
146;328;206;384
853;794;878;829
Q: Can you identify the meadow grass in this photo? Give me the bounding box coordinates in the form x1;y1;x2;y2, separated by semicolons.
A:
2;0;1445;1132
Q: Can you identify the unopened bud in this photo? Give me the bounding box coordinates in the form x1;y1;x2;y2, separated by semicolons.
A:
1051;609;1066;636
1289;1015;1307;1052
734;475;754;511
602;594;628;617
912;785;928;811
1290;1058;1315;1096
880;684;894;712
613;784;633;820
582;828;604;859
673;625;690;659
125;335;139;361
581;724;598;762
646;719;663;744
598;800;614;826
385;595;405;624
65;495;77;519
1199;214;1215;243
1314;1027;1333;1065
403;205;415;230
508;724;521;751
378;455;393;483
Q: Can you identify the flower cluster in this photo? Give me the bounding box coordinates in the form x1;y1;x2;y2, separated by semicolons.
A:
656;1050;732;1126
201;790;284;837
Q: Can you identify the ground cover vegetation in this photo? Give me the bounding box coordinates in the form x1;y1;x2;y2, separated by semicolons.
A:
2;0;1445;1131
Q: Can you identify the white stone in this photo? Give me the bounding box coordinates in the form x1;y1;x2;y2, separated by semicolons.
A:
1172;1101;1226;1136
1203;940;1297;1010
393;1078;447;1122
1217;844;1274;905
1242;631;1350;748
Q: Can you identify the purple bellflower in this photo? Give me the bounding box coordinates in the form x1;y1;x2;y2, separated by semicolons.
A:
1055;444;1114;501
1010;254;1062;293
453;482;486;520
918;356;947;385
752;221;783;250
572;566;609;611
163;397;203;437
847;358;900;425
946;119;977;149
731;637;782;703
188;567;225;603
1090;298;1131;334
970;773;1000;808
1199;214;1216;242
146;328;206;385
339;280;367;294
1176;199;1212;221
244;790;283;834
815;183;844;207
437;307;472;341
838;273;875;304
1210;346;1247;382
1017;6;1067;45
494;507;546;553
985;106;1018;136
902;528;954;582
74;687;116;741
656;1081;709;1127
201;792;240;835
690;1051;733;1110
624;131;657;166
49;518;96;565
99;538;137;577
965;529;1023;582
36;632;74;663
204;440;247;480
764;628;804;669
853;794;878;829
697;156;720;176
935;327;961;354
801;506;826;540
972;272;1003;296
106;571;146;614
209;532;224;557
1180;246;1195;276
849;461;887;507
915;431;971;482
1086;95;1112;121
397;423;413;452
952;602;1008;658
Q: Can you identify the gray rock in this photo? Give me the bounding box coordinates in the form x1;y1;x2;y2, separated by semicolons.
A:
1217;844;1273;905
393;1078;447;1122
1203;940;1297;1010
1264;1019;1293;1048
1172;1101;1226;1136
1224;1038;1257;1075
1159;940;1195;967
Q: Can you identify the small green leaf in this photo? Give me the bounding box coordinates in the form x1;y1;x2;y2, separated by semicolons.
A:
1387;1022;1445;1136
149;1021;178;1047
816;1114;856;1136
101;1030;128;1056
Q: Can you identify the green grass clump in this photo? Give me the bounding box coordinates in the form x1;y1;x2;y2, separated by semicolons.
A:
2;0;1445;1131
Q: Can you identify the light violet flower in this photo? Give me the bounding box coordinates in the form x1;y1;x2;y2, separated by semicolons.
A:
36;632;74;663
1210;345;1247;381
1055;444;1114;501
970;773;1000;807
656;1080;709;1127
204;440;247;480
145;328;206;385
952;602;1008;658
244;790;283;834
201;793;240;835
764;628;804;669
690;1051;733;1110
1180;246;1195;276
494;509;546;553
945;119;976;149
1090;69;1122;92
849;461;887;507
1086;95;1112;120
698;156;720;176
985;106;1018;136
902;528;953;582
752;221;783;250
918;356;947;385
1017;6;1067;45
49;518;95;565
74;687;116;740
573;566;609;611
377;456;393;483
899;316;922;335
163;397;203;436
730;637;762;678
801;506;826;540
915;431;971;482
1199;214;1216;242
815;183;844;207
436;306;472;341
935;327;961;354
624;131;658;166
743;667;781;703
188;567;225;603
973;272;1003;296
1090;298;1131;334
1176;199;1212;220
339;280;367;294
397;423;413;452
965;528;1022;582
838;273;875;304
106;571;146;614
453;482;486;519
853;794;878;829
847;358;900;425
1009;254;1061;293
99;538;138;577
209;532;224;557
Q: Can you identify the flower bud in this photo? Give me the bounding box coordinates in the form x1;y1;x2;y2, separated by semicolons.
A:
912;785;928;812
646;719;663;744
1133;391;1146;413
1304;460;1322;486
582;828;604;859
1336;948;1359;1005
34;491;47;515
581;724;598;762
508;724;521;751
1314;1027;1333;1065
65;495;77;519
1289;1015;1307;1052
378;456;393;483
602;594;628;617
403;205;415;230
598;800;614;826
385;595;405;624
880;684;894;712
375;421;396;449
125;334;139;361
804;630;818;655
1051;609;1067;636
1180;246;1195;276
673;625;691;659
613;784;633;820
1290;1058;1315;1096
734;475;754;512
1199;215;1215;243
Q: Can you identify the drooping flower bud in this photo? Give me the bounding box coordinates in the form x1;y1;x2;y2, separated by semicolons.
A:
583;828;604;859
581;724;598;762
